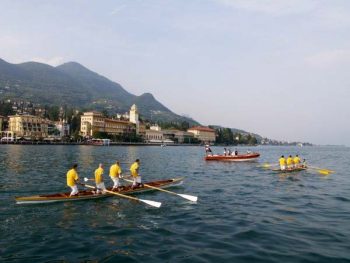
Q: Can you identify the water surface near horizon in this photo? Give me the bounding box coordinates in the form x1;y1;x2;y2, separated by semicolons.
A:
1;145;350;262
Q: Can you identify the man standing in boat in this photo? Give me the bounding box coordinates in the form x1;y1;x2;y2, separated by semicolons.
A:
279;155;286;171
205;145;213;156
130;159;142;188
94;163;106;194
67;164;80;196
109;161;123;191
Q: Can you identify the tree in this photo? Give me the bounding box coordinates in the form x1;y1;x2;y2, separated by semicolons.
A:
0;101;14;116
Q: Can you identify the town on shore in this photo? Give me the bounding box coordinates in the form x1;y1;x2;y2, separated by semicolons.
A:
0;100;311;146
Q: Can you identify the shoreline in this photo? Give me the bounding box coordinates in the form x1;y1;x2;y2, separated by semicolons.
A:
0;141;200;146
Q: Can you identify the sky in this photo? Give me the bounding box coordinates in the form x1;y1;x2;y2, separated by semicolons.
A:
1;0;350;145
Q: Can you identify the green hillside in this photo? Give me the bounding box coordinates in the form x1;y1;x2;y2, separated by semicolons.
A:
0;58;198;125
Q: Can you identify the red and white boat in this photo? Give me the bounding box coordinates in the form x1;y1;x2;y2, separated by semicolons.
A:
204;152;260;161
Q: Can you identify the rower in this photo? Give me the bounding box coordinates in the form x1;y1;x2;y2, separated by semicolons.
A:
130;159;142;188
301;159;307;168
94;163;106;194
109;161;123;191
66;164;80;196
287;155;294;170
279;155;286;170
293;155;301;168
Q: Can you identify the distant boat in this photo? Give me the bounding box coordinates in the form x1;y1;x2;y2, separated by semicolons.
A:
297;143;303;147
204;152;260;162
87;138;110;146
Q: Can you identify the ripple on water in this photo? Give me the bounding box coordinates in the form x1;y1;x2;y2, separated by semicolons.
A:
2;145;350;262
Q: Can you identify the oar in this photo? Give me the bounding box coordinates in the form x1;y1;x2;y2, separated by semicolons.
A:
122;178;198;202
258;163;278;168
82;178;161;208
308;166;335;175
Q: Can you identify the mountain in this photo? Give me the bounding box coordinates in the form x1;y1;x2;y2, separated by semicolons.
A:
0;58;198;124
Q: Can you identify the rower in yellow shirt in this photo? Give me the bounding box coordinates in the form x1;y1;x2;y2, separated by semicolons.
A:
287;155;294;169
109;161;123;191
94;163;106;194
66;164;80;196
279;155;286;170
293;155;301;168
130;159;142;188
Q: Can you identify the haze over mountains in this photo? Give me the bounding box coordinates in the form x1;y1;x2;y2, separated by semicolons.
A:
0;58;197;124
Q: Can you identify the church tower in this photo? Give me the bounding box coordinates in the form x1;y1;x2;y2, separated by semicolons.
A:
129;104;140;134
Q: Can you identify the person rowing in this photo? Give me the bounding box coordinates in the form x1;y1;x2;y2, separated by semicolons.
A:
301;159;307;168
130;159;143;189
293;155;301;168
287;155;294;170
279;155;286;170
66;164;80;196
109;161;123;191
94;163;106;194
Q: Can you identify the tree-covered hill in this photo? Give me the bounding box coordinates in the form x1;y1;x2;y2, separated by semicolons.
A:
0;58;197;125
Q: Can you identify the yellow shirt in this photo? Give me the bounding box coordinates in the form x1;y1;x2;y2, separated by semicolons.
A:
130;162;139;177
293;157;300;164
109;164;122;178
67;168;78;187
95;167;104;184
287;157;293;165
279;158;286;166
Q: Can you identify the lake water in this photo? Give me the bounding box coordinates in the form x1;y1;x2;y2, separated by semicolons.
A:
1;145;350;262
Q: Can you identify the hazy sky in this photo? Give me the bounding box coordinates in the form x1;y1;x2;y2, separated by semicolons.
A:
1;0;350;145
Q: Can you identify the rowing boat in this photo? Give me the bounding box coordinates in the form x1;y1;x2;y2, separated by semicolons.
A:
204;152;260;161
15;178;183;204
272;167;307;173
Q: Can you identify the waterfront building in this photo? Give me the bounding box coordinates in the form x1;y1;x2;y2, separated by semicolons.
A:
144;129;164;142
80;111;135;137
8;114;49;139
187;126;216;143
174;130;195;143
54;120;70;137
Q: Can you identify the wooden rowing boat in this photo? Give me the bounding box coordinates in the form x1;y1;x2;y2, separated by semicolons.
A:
15;178;183;204
272;167;307;173
204;152;260;161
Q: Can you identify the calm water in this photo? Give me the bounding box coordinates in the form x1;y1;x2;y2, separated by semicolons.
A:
1;145;350;263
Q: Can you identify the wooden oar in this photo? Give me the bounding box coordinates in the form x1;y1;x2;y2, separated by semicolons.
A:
308;166;335;175
122;178;198;202
82;178;161;208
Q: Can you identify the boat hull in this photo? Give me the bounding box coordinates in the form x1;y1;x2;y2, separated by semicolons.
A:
204;153;260;162
272;167;307;173
15;178;184;204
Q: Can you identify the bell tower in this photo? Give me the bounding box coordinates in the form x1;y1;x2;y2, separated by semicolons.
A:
129;104;139;134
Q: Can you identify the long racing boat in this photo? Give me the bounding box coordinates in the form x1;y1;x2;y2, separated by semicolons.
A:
15;178;183;204
272;167;307;173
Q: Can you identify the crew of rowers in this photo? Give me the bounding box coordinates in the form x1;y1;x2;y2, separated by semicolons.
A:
278;155;307;170
66;159;143;197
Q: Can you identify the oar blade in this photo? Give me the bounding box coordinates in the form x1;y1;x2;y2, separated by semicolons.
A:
139;199;162;208
319;170;331;175
178;194;198;202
